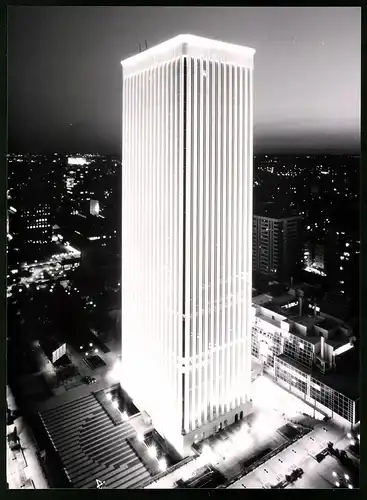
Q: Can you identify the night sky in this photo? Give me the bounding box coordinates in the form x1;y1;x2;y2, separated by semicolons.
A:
8;6;360;155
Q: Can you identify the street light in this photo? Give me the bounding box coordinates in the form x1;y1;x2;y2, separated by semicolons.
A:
335;481;340;487
347;432;352;439
148;446;157;459
332;471;337;478
344;474;350;481
158;458;167;472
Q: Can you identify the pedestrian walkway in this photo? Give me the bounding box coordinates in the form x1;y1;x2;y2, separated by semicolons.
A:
7;386;49;489
39;393;151;489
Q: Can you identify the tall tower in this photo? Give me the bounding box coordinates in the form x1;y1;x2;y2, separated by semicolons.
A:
121;34;255;454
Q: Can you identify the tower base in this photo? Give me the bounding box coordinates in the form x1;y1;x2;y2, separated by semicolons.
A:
154;400;253;457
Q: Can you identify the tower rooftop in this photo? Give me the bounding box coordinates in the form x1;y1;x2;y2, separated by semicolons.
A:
121;34;255;76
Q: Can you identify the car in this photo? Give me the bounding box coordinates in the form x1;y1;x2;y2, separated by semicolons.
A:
315;448;329;462
83;376;96;384
293;468;304;479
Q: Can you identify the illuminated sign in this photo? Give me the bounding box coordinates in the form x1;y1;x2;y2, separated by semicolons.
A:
281;301;298;309
333;343;353;357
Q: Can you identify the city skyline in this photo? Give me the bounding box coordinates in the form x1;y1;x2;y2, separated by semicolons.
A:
8;6;360;154
6;150;360;489
6;5;361;491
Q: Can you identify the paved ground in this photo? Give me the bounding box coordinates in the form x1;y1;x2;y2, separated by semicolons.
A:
39;392;151;489
199;409;288;481
228;420;353;489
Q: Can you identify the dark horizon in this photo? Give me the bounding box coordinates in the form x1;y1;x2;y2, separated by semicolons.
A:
8;7;360;155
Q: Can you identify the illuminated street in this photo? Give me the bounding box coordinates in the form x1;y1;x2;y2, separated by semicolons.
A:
8;243;81;297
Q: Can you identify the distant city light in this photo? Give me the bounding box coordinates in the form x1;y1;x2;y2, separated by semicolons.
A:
89;343;93;347
348;484;353;489
347;433;352;438
335;481;340;487
94;348;99;353
68;157;88;165
332;471;337;477
344;474;350;481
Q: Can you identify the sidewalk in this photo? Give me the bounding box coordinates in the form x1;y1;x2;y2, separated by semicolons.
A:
7;386;49;489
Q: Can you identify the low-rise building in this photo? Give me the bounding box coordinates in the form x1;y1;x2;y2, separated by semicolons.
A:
251;292;359;428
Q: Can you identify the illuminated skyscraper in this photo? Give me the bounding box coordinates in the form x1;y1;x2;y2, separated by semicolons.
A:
121;34;255;454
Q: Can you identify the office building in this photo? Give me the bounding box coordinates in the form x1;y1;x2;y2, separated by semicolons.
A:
303;240;327;277
13;203;52;254
325;226;359;300
121;34;255;454
252;204;302;282
251;292;359;427
90;199;100;216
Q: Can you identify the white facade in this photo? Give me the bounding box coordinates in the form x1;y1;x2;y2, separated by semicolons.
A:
121;35;255;454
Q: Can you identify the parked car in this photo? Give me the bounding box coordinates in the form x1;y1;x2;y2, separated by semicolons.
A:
82;376;96;384
293;468;304;479
315;448;329;462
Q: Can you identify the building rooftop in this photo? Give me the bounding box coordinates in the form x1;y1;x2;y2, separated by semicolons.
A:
39;338;64;359
252;293;273;306
39;392;152;488
291;314;322;329
256;312;285;329
316;317;340;332
121;34;255;77
254;202;301;221
288;328;320;345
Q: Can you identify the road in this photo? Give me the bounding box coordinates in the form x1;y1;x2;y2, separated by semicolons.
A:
7;386;49;489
